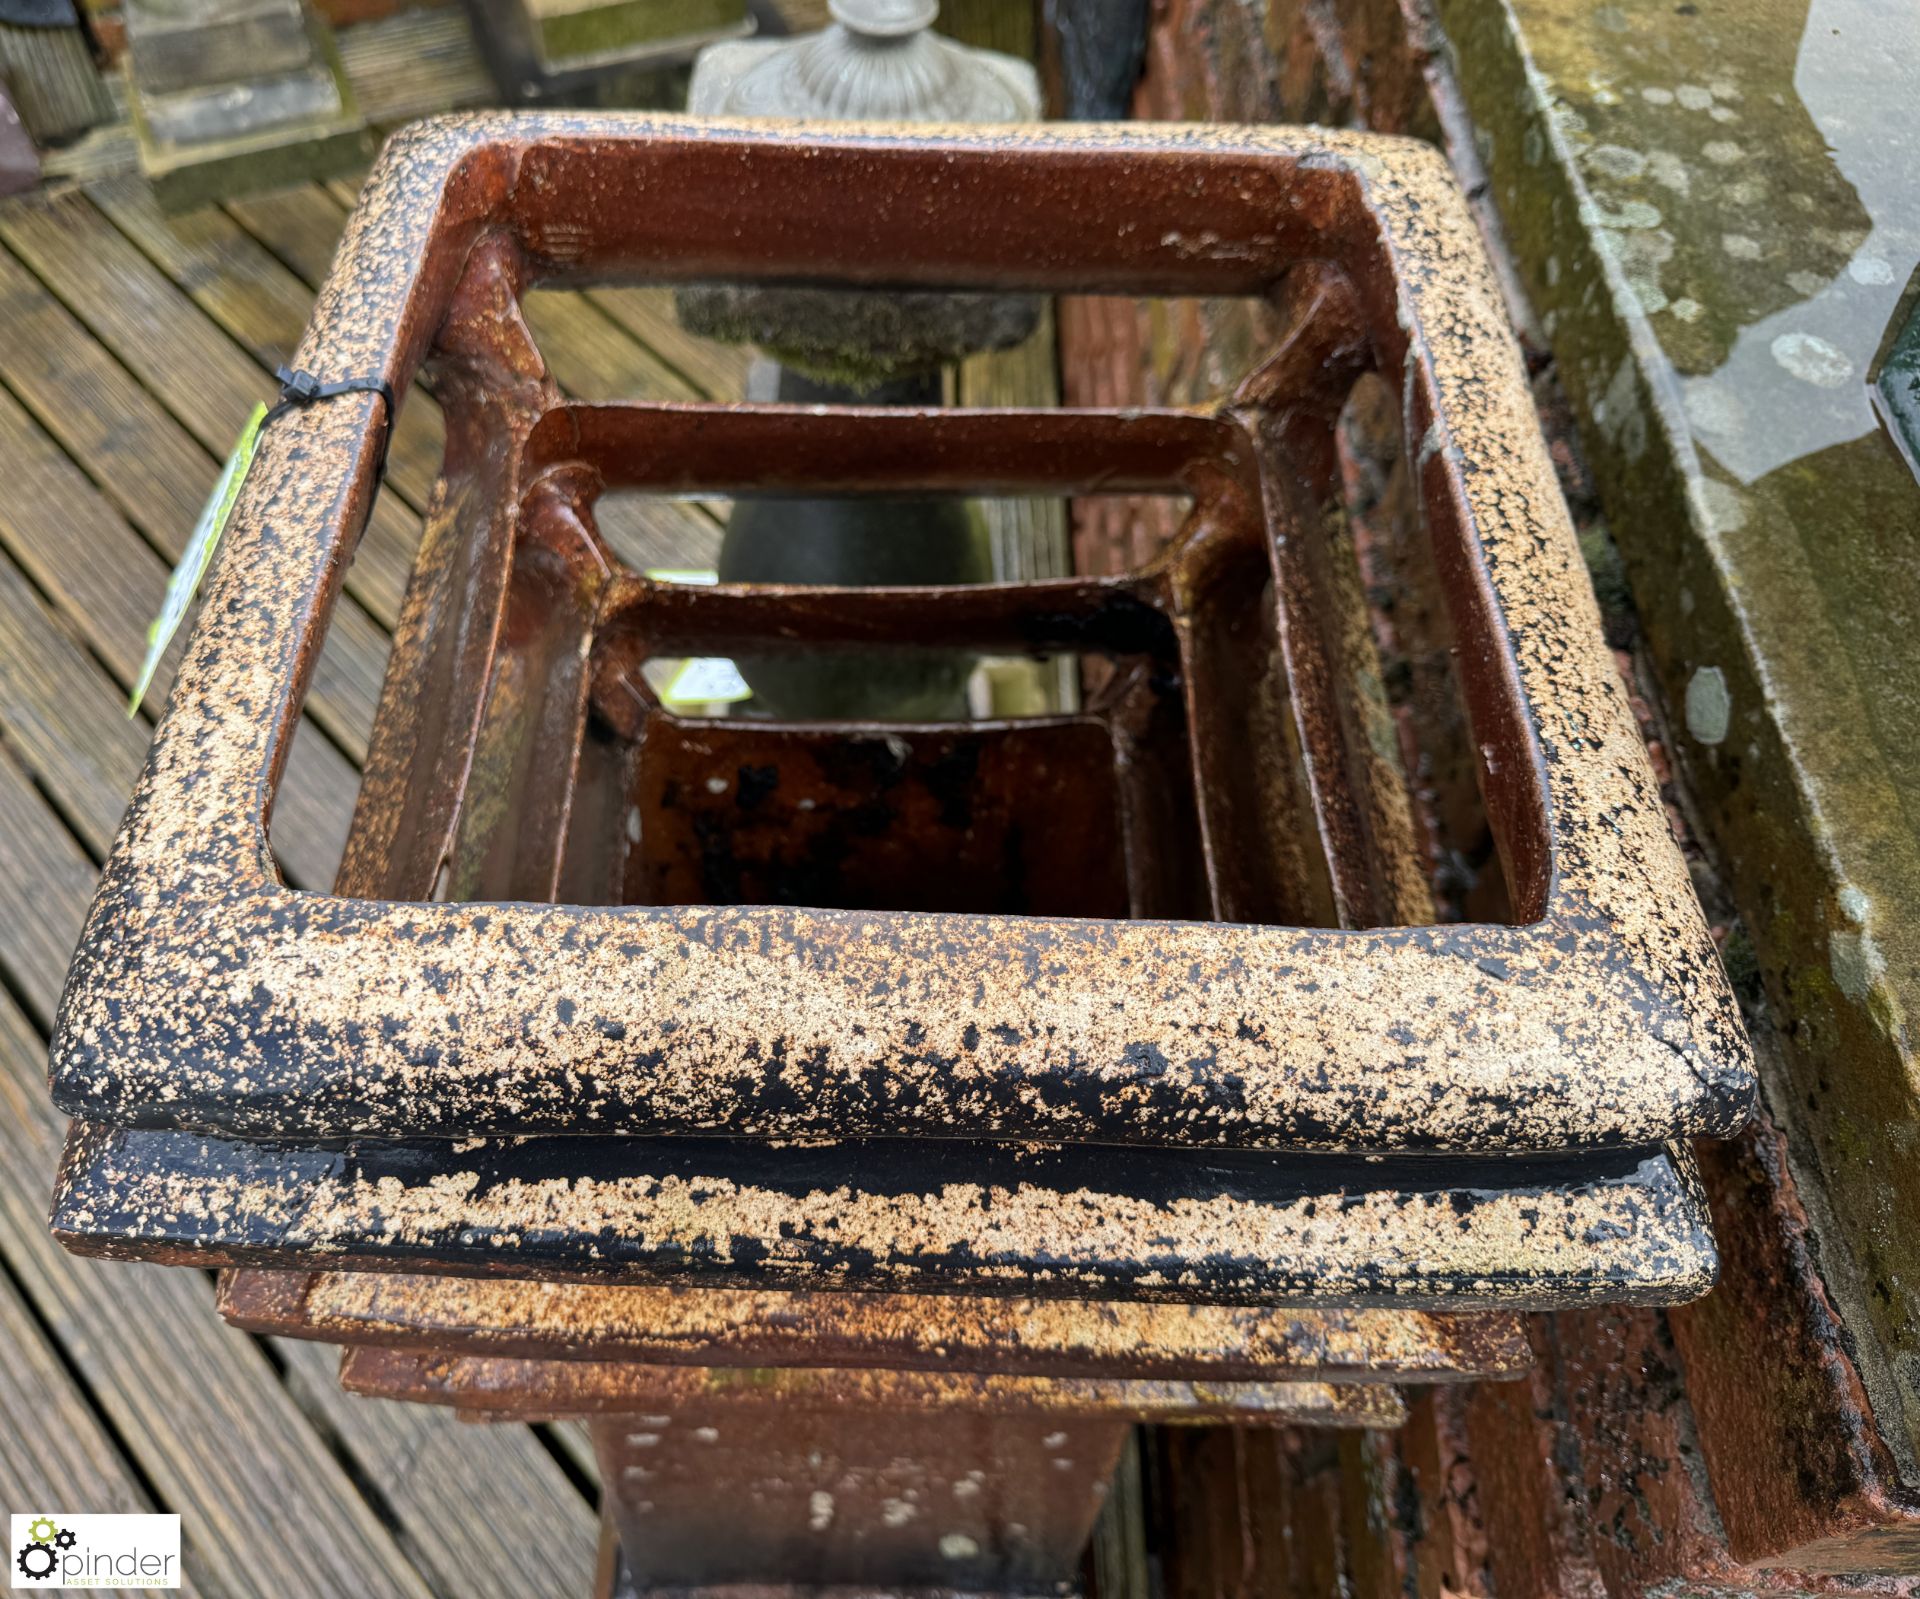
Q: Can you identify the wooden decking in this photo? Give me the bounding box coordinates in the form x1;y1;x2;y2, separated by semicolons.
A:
0;172;763;1597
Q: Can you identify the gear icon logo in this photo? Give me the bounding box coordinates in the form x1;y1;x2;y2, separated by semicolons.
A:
15;1518;71;1583
16;1542;57;1581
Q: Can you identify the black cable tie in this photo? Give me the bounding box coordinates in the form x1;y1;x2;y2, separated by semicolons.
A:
265;364;398;481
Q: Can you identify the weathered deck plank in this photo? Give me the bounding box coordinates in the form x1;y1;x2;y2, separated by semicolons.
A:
221;185;353;290
0;189;429;620
586;285;754;399
90;177;324;391
5;198;403;638
85;177;450;522
0;641;598;1599
0;740;102;1023
0;1269;203;1594
0;990;438;1599
0;326;382;764
0;546;194;865
233;179;722;568
0;172;630;1595
275;1339;598;1598
0;419;354;888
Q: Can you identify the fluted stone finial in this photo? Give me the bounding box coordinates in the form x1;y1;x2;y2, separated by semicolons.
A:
687;0;1038;123
680;0;1042;383
827;0;938;38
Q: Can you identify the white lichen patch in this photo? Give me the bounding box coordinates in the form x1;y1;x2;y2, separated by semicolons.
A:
1584;143;1648;180
1685;380;1743;439
1687;475;1749;536
1685;667;1731;746
1830;929;1886;1004
1769;331;1854;388
1648;150;1691;196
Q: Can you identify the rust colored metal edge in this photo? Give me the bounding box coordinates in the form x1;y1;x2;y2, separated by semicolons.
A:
216;1268;1532;1383
335;1346;1411;1428
1668;1114;1920;1574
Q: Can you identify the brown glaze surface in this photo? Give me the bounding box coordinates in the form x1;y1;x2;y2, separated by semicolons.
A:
217;1269;1531;1383
46;116;1751;1157
337;1346;1411;1428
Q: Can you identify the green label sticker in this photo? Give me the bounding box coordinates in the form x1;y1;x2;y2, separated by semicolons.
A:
129;402;268;716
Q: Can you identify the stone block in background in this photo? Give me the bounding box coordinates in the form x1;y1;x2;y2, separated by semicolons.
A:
126;0;316;95
458;0;748;107
1435;0;1920;1520
524;0;741;70
124;0;370;208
